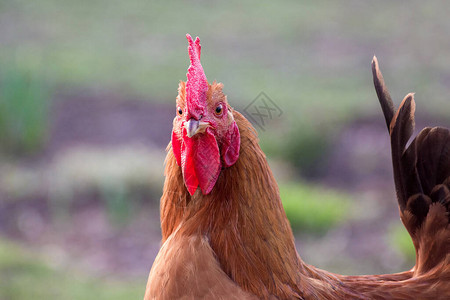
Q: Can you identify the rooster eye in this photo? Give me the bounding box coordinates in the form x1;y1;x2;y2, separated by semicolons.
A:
177;107;183;116
215;104;223;115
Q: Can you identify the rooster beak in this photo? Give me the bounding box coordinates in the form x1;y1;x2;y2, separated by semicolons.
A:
185;119;210;138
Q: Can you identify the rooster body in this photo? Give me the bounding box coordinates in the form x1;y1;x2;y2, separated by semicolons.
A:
145;36;450;299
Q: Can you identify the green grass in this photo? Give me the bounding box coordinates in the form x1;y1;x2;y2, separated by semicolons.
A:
0;62;51;155
280;182;350;233
0;239;145;300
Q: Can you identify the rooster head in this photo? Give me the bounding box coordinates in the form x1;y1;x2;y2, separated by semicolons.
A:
171;34;240;195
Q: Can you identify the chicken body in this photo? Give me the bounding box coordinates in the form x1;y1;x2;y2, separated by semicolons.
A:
145;228;257;299
145;36;450;299
147;111;449;300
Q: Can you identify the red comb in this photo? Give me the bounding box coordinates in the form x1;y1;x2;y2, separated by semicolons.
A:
185;34;208;119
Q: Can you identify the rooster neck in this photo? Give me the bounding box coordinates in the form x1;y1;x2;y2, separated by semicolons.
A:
163;111;311;298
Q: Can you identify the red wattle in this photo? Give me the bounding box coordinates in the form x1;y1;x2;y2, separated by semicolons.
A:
181;128;221;195
181;132;200;195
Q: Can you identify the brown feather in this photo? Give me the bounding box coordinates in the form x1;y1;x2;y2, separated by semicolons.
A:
145;227;257;299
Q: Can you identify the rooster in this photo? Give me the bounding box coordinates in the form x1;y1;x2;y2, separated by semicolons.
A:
144;34;450;299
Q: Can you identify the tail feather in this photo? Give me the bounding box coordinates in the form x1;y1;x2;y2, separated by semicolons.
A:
372;56;395;130
372;56;450;276
431;184;450;211
414;127;450;195
390;93;419;210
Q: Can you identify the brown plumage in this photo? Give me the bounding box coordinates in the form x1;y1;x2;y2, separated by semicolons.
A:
145;48;449;299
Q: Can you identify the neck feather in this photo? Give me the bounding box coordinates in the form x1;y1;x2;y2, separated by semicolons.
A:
161;111;309;298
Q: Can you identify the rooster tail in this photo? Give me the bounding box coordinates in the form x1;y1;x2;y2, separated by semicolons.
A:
372;56;450;275
372;56;396;130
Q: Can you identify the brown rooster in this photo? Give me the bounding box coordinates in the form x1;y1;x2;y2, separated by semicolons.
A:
144;34;450;299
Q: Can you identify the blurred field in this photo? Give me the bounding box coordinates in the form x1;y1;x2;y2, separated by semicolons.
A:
1;1;450;299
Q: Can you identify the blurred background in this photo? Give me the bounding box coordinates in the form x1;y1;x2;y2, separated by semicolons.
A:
1;0;450;298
